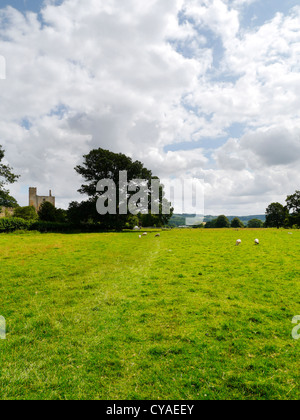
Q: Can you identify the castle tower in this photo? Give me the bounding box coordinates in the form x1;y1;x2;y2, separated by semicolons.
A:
29;187;38;208
29;187;55;211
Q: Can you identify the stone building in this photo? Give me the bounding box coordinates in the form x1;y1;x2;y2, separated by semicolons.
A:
0;207;14;218
29;187;55;211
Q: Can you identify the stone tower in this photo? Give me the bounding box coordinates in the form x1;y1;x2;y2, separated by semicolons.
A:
29;187;55;211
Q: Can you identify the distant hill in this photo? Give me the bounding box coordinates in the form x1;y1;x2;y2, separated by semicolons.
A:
169;214;266;227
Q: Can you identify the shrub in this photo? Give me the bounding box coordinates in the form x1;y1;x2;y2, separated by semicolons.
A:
247;219;264;228
30;222;74;233
14;206;38;221
231;217;244;228
29;222;105;233
0;218;31;233
215;215;230;228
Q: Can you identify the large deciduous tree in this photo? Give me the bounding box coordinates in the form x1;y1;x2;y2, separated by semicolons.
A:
231;217;244;228
286;190;300;226
286;190;300;214
72;148;173;229
265;202;287;229
38;202;67;223
215;215;230;228
0;146;19;208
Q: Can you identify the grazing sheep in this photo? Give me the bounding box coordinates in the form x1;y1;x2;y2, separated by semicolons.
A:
139;235;142;239
142;232;147;236
255;239;259;245
236;239;242;246
155;234;160;238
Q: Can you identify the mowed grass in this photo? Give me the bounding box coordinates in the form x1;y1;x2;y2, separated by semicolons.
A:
0;229;299;400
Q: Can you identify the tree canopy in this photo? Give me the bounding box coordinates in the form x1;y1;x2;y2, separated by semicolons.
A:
265;202;287;228
14;206;38;221
265;190;300;229
73;148;173;229
286;190;300;226
286;190;300;214
38;202;67;223
247;218;264;228
231;217;244;228
0;146;19;207
215;215;230;228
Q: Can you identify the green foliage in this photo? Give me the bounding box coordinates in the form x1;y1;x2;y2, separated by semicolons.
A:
14;206;38;221
54;208;68;223
125;215;140;229
247;219;264;228
0;190;19;208
29;221;107;233
265;203;287;228
74;148;173;229
168;214;187;227
265;190;300;228
231;217;244;228
286;190;300;226
205;216;231;228
67;200;98;225
138;212;168;228
0;217;31;232
38;202;67;223
38;202;57;222
286;190;300;214
215;215;230;228
0;146;19;207
205;219;217;228
0;229;299;400
192;223;205;229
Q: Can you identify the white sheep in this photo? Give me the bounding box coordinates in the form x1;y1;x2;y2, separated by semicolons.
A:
236;239;242;246
255;239;259;245
142;232;147;236
139;235;142;239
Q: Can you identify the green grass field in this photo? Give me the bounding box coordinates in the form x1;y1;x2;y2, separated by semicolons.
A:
0;229;299;400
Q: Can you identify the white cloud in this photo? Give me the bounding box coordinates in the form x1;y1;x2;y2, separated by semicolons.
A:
0;0;299;215
184;0;240;45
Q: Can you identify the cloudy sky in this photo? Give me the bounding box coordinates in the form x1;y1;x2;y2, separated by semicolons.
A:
0;0;299;215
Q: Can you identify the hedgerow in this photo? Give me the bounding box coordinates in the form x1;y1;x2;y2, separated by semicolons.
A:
0;218;31;233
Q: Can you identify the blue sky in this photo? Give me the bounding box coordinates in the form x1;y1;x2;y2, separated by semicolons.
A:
5;0;299;21
240;0;300;28
2;0;43;13
0;0;300;214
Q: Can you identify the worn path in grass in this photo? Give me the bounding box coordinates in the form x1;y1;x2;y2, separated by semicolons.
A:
0;229;299;400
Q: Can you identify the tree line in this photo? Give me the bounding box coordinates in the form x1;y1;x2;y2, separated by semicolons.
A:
0;147;173;231
265;193;300;229
198;193;300;229
0;144;299;231
202;215;264;229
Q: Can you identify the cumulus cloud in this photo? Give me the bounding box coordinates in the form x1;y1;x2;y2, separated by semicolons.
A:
215;128;300;170
0;0;299;214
